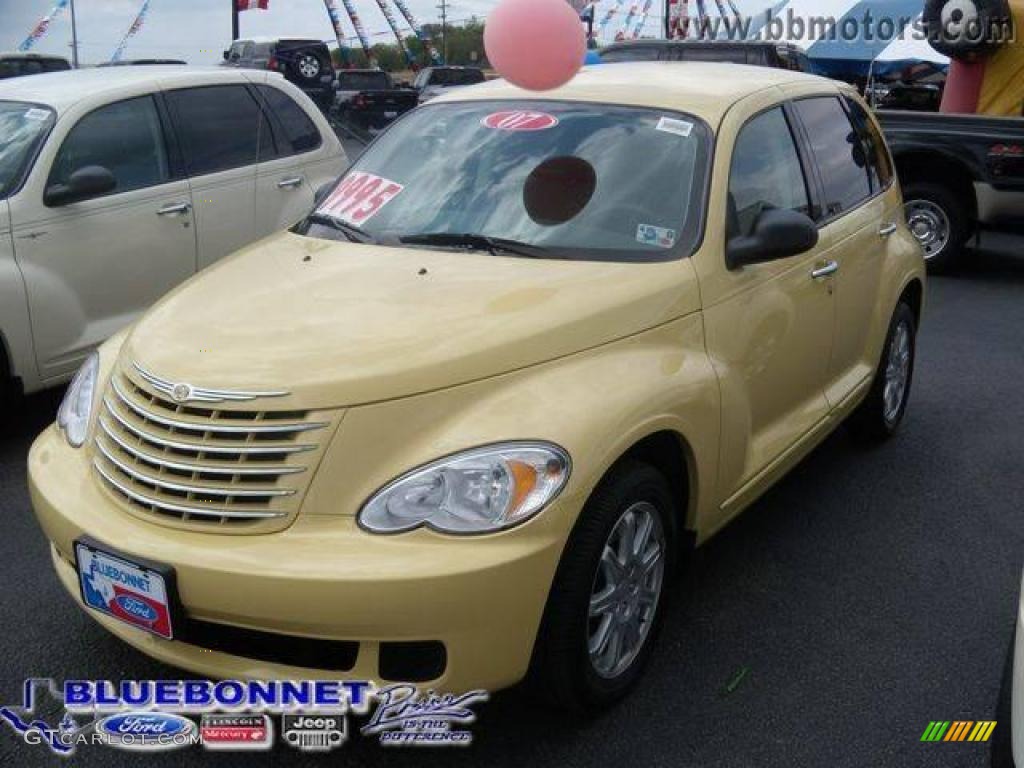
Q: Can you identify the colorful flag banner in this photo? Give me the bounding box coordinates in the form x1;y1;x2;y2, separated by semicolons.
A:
391;0;441;63
336;0;375;62
237;0;269;10
322;0;348;52
111;0;152;63
18;0;70;52
619;0;641;38
597;0;628;36
369;0;415;66
631;0;654;38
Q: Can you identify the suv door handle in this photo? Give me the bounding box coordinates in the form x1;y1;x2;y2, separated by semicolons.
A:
156;202;191;216
878;222;898;237
811;260;839;280
277;177;304;189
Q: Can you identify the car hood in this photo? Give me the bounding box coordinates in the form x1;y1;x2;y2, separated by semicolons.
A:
124;233;701;409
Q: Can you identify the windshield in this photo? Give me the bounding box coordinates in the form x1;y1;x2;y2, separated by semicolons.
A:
296;101;711;262
0;101;55;199
433;69;484;86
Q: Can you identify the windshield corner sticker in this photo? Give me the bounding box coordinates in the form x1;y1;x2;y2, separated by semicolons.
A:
637;224;677;249
23;108;50;122
482;110;559;132
656;116;693;138
317;172;405;227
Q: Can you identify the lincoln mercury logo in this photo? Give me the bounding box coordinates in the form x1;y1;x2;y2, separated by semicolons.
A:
920;720;997;742
170;383;193;403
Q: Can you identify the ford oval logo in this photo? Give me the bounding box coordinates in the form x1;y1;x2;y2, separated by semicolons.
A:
97;712;195;751
115;594;158;623
481;110;559;132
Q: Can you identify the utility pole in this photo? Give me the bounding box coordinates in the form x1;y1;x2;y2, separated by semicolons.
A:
232;0;240;41
436;0;447;64
69;0;80;68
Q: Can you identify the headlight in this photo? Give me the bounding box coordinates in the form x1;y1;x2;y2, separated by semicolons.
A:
57;352;99;448
359;442;571;534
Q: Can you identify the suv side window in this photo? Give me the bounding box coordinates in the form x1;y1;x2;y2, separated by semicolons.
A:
257;85;322;156
165;85;271;176
844;96;893;193
728;107;811;238
48;96;169;198
793;96;872;218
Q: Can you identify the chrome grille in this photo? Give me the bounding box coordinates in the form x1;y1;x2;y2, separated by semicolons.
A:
92;367;333;530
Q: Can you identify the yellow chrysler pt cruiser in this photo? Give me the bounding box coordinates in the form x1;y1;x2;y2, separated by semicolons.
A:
29;63;924;710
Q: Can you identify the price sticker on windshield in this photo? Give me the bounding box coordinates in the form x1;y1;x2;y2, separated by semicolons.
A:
317;171;405;226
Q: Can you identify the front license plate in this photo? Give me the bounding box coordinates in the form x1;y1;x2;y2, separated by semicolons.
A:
384;110;397;118
74;541;174;639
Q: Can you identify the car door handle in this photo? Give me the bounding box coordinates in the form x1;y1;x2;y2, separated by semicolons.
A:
277;177;304;189
811;261;840;280
157;202;191;216
878;222;898;237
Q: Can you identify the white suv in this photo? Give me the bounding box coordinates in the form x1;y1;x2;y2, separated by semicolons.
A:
0;66;346;405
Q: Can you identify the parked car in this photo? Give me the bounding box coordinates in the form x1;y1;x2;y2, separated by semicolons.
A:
878;110;1024;268
223;37;335;111
334;69;418;128
28;62;923;710
414;65;485;102
0;52;71;80
599;40;814;72
0;66;346;407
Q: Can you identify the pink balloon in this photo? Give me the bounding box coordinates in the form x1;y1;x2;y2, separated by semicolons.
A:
485;0;586;91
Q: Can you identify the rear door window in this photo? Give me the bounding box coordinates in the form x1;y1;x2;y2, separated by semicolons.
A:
844;97;894;193
257;85;322;156
165;85;270;176
793;96;872;219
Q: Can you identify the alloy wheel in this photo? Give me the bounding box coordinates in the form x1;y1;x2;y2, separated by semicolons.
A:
588;501;666;679
883;319;912;424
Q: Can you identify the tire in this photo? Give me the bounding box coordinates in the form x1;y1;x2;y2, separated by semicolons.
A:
923;0;1012;59
848;302;917;442
292;52;322;83
902;180;971;271
992;625;1015;767
530;460;677;712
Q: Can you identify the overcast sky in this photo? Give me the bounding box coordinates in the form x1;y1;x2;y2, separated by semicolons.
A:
0;0;499;65
1;0;788;66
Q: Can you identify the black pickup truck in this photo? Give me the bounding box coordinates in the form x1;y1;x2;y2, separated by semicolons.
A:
878;111;1024;269
334;69;418;129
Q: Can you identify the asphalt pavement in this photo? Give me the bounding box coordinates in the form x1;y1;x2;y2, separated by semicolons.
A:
1;238;1023;767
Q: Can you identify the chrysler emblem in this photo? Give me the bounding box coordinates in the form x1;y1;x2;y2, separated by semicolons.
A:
171;383;193;403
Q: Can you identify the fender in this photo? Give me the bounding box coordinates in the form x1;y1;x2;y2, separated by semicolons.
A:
0;200;40;395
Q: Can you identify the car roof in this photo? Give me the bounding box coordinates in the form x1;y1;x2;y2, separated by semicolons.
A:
0;52;70;61
236;36;326;45
435;61;833;125
0;66;258;113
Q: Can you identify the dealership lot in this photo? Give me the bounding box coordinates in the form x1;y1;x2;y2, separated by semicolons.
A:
1;237;1022;767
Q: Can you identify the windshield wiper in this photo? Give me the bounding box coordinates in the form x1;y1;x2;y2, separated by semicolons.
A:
398;232;552;259
306;213;373;243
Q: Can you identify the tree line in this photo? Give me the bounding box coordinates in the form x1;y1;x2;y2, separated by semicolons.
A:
332;20;488;71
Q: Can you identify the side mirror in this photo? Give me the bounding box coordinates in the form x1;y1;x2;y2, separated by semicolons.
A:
44;166;117;207
223;50;230;61
314;181;335;207
726;209;819;270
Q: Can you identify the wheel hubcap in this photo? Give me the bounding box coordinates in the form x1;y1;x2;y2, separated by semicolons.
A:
904;200;950;261
299;56;319;77
883;320;912;424
588;501;666;679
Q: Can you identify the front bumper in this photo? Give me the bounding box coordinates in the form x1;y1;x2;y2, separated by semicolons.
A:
29;426;573;692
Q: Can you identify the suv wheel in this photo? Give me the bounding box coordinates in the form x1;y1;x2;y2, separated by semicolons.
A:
295;53;322;81
531;461;676;711
903;181;970;271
